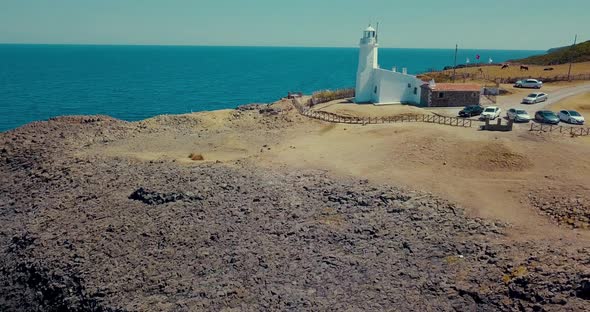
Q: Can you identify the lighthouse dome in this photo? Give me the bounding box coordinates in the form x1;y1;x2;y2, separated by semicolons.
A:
365;25;376;32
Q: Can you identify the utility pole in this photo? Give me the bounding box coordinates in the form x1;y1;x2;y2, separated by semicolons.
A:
376;22;379;43
452;44;458;82
567;34;577;81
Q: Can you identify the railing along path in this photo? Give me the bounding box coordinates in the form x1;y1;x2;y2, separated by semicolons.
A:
292;98;472;128
530;123;590;136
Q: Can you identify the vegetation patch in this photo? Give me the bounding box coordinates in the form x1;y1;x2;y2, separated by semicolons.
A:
310;88;355;105
512;40;590;65
189;153;204;161
502;265;529;284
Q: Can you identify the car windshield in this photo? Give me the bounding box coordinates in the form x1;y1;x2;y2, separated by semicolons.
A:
484;108;495;112
542;111;555;116
527;94;537;97
516;110;527;114
569;111;581;116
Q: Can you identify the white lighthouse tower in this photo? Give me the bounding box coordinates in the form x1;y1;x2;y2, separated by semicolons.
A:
355;25;378;103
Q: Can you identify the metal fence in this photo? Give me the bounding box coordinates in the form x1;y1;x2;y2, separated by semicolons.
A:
431;69;590;84
530;123;590;136
491;73;590;84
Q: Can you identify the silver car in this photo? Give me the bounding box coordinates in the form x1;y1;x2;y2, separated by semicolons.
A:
506;108;531;122
514;79;543;89
558;110;585;124
522;92;548;104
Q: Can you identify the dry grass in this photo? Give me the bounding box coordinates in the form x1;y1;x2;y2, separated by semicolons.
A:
548;92;590;116
188;153;204;161
448;62;590;81
311;89;355;104
502;266;529;284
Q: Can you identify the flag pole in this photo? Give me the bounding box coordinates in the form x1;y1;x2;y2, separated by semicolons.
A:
567;34;577;81
453;44;458;82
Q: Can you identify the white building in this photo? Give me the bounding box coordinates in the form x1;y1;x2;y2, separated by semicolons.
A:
355;26;424;105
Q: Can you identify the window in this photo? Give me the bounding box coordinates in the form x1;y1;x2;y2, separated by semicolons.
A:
471;92;478;97
374;86;377;94
413;87;417;95
438;92;444;98
408;83;411;88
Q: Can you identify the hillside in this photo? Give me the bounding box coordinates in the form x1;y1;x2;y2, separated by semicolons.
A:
514;40;590;65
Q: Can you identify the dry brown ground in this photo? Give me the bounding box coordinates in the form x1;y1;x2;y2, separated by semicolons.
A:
314;99;431;118
86;90;590;248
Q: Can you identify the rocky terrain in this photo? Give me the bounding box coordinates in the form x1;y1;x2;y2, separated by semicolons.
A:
529;187;590;230
1;111;590;311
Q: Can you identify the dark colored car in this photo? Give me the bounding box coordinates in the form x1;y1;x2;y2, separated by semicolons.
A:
534;110;560;124
459;105;484;117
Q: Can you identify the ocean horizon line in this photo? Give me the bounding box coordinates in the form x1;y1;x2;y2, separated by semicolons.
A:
0;42;545;52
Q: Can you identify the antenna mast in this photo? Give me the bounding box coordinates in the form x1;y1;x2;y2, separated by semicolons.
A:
453;44;458;82
567;34;577;81
376;22;379;43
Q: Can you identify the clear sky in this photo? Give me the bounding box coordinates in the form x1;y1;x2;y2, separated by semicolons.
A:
0;0;588;50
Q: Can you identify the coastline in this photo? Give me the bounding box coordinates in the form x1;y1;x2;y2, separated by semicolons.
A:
1;92;590;310
0;44;544;132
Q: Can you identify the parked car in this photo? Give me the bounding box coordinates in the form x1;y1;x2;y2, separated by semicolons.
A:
458;105;484;117
534;110;560;124
514;79;543;89
480;106;502;120
522;92;548;104
558;110;585;125
506;108;531;122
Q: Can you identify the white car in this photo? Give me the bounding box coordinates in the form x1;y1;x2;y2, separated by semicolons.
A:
480;106;502;120
506;108;531;122
558;110;585;125
522;92;548;104
514;79;543;88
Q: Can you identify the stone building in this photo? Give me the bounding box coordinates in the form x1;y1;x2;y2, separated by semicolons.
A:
419;82;481;107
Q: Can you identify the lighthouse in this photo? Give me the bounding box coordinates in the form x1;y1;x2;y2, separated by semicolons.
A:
353;26;424;105
355;25;378;103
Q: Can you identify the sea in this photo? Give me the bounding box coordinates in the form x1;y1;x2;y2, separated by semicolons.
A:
0;45;542;131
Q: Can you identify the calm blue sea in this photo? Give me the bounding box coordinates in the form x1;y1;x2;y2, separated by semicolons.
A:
0;45;542;131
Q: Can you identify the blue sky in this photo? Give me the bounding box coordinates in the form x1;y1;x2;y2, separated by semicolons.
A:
0;0;588;49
